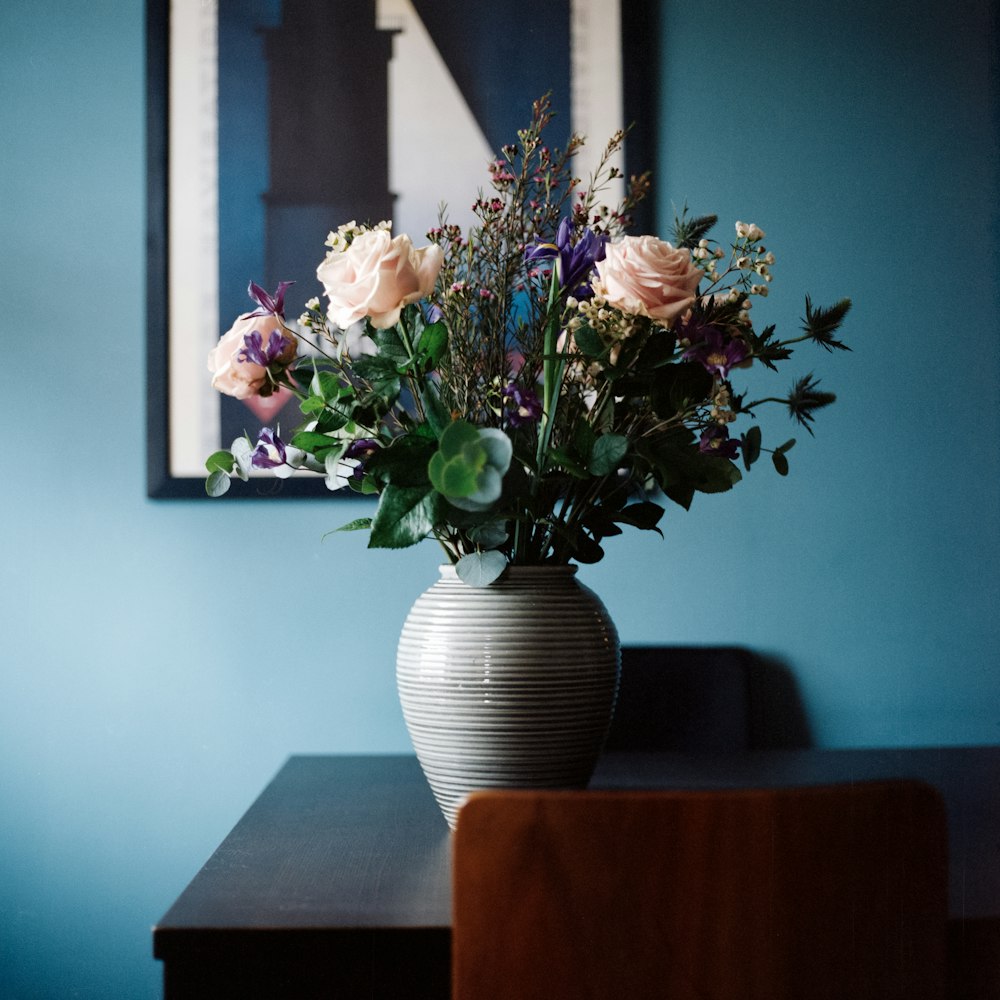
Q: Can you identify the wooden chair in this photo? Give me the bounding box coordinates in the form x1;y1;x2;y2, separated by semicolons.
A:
452;783;948;1000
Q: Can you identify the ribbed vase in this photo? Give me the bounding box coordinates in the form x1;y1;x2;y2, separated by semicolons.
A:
397;564;620;829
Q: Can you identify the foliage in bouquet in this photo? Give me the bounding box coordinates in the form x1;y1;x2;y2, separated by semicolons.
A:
205;97;850;586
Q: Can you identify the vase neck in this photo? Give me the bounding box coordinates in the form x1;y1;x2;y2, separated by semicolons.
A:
438;564;578;582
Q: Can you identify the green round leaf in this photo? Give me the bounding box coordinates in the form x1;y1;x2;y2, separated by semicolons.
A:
455;551;507;587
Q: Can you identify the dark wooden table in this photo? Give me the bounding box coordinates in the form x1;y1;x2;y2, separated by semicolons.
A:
153;749;1000;1000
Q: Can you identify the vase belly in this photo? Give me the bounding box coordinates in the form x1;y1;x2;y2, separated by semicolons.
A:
397;565;620;829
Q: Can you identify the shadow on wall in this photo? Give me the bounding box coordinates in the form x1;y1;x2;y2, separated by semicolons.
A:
606;646;812;752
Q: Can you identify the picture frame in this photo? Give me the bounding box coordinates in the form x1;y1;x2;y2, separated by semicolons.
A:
146;0;659;498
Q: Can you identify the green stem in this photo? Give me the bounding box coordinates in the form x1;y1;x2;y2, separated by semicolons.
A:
534;271;564;490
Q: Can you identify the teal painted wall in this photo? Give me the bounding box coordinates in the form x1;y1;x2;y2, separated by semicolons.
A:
1;1;996;996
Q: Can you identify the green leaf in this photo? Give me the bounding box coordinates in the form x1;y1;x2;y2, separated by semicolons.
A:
775;438;796;454
365;436;435;488
311;370;344;400
695;457;743;494
419;382;451;438
639;435;741;501
205;450;234;474
570;325;605;358
772;451;790;476
548;448;589;478
663;482;695;511
373;326;409;364
572;532;605;564
290;430;341;458
456;551;507;587
438;419;481;459
312;407;351;434
589;434;629;476
369;485;439;549
335;517;374;532
651;362;713;418
427;420;512;510
300;395;328;415
416;320;449;368
353;355;402;398
582;510;624;539
205;470;231;497
468;521;509;548
573;417;596;463
429;453;476;495
613;501;665;531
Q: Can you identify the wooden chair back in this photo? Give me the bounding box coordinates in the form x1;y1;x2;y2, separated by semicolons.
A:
452;782;947;1000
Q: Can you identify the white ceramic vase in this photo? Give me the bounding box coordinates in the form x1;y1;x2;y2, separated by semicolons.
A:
396;564;620;829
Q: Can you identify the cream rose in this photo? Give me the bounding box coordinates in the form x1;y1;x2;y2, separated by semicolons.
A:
595;235;702;324
317;228;444;330
206;314;296;400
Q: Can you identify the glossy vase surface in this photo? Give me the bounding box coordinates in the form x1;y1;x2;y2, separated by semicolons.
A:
397;565;620;828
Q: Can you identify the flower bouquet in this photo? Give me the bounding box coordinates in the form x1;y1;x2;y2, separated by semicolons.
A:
205;97;850;588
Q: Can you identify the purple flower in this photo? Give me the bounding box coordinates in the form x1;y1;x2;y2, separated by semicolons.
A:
238;330;294;367
246;280;294;318
683;327;749;378
524;218;607;299
344;438;379;478
250;427;287;469
502;383;543;427
698;425;740;460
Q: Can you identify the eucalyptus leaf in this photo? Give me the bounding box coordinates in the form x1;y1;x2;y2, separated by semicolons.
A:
428;420;512;510
742;425;762;470
205;450;234;474
772;451;790;476
231;438;253;480
468;521;509;548
205;470;231;497
455;550;507;587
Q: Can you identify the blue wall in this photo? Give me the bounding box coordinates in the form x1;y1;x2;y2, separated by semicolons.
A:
1;1;996;997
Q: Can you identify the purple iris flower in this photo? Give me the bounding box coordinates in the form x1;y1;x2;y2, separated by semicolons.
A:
342;438;379;481
524;218;607;299
238;330;294;367
682;327;749;379
250;427;287;469
698;425;740;460
246;280;294;318
502;383;543;427
345;438;379;462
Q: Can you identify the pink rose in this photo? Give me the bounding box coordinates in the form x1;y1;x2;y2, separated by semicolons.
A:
595;235;702;324
206;314;296;400
317;229;444;330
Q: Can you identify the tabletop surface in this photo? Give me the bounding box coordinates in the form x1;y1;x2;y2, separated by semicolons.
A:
154;746;1000;957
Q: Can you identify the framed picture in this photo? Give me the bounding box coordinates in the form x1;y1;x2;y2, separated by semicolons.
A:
146;0;659;498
